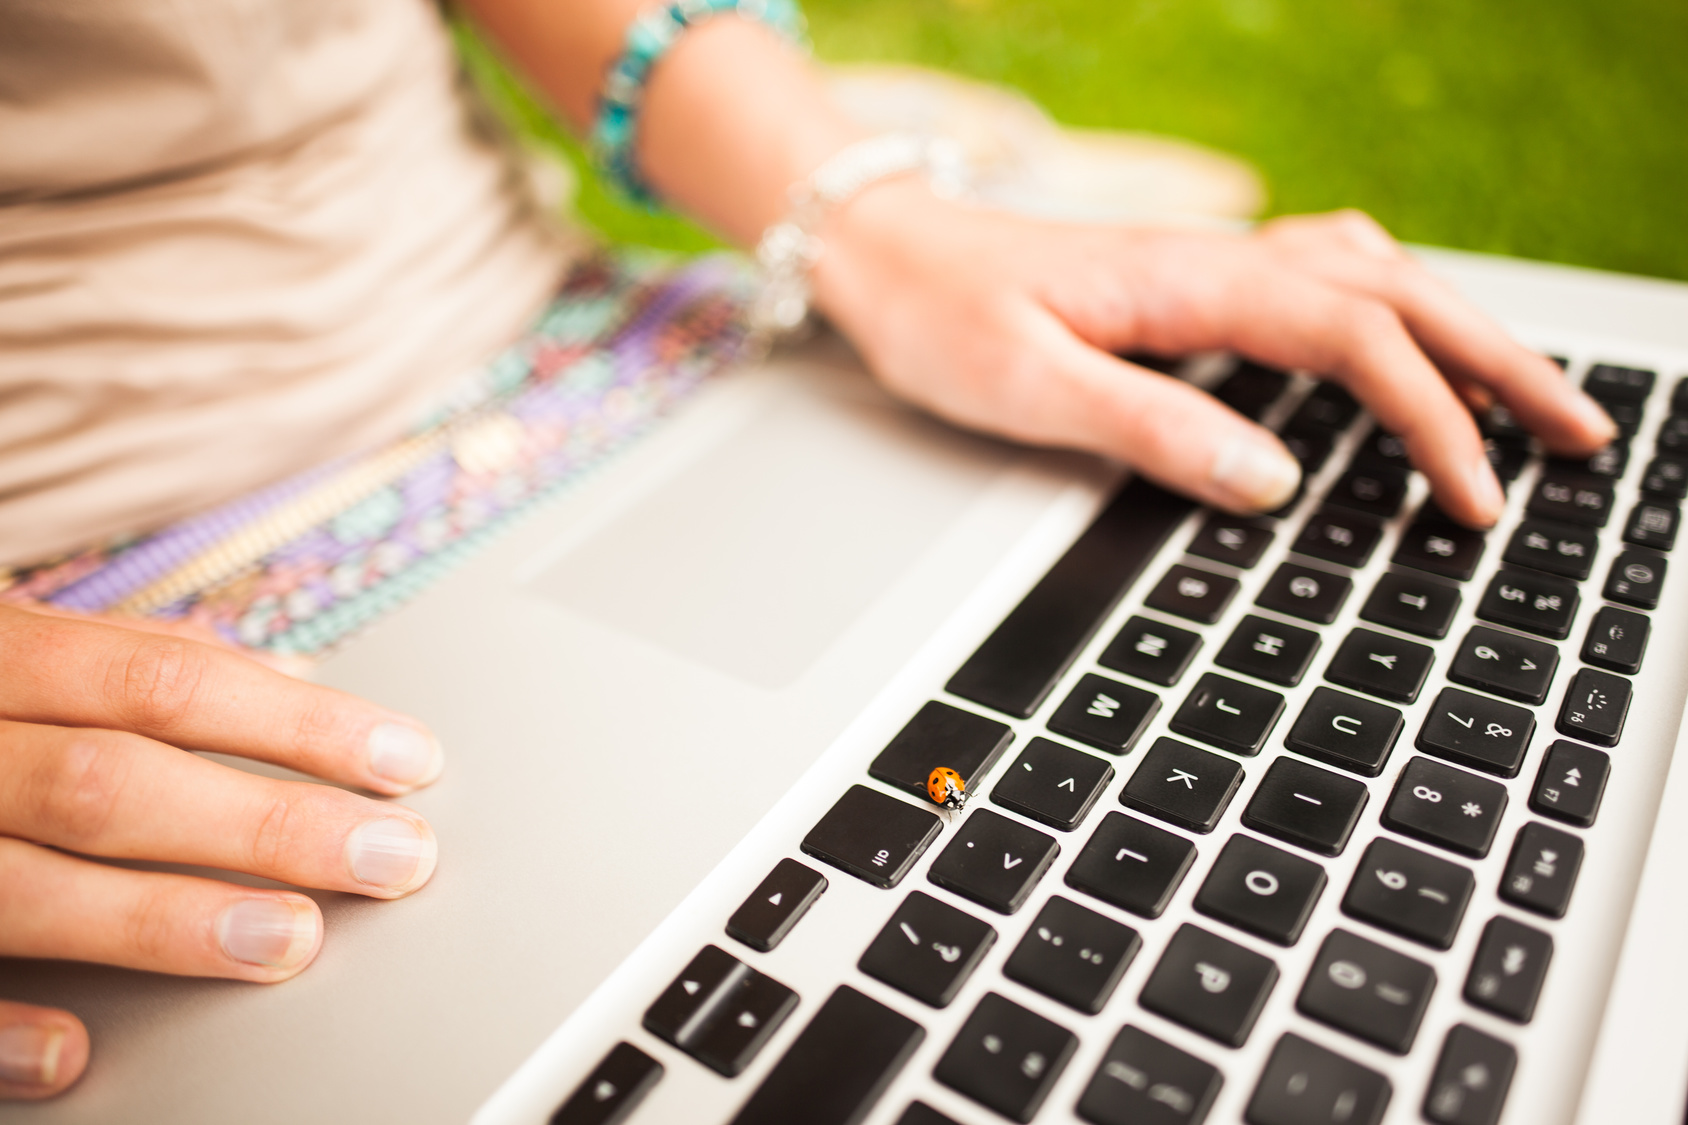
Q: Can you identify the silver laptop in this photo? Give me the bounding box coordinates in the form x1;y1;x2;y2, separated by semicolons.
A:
5;246;1688;1125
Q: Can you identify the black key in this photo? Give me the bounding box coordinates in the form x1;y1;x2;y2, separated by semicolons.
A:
1170;672;1285;756
643;945;741;1045
858;891;996;1008
1624;500;1680;551
1393;513;1486;581
1585;362;1656;402
1065;811;1197;919
1498;822;1584;918
802;786;943;889
1550;439;1631;482
729;985;925;1125
1481;400;1529;439
895;1104;960;1125
1282;428;1335;475
991;736;1114;831
1556;666;1631;747
1145;564;1240;625
644;946;798;1077
1447;625;1558;705
1503;518;1600;581
1048;673;1161;755
1424;1025;1517;1125
1284;687;1403;778
1341;837;1473;950
1416;686;1534;778
1188;515;1275;569
948;479;1195;718
1297;928;1435;1054
1676;377;1688;414
1529;739;1610;827
1604;548;1667;609
1100;616;1202;687
1660;412;1688;453
1382;757;1507;857
1464;915;1553;1023
1077;1024;1223;1125
1139;923;1278;1047
550;1042;662;1125
1595;396;1645;437
1642;455;1688;500
1527;472;1614;528
1324;627;1434;704
1353;427;1412;473
1257;562;1352;624
1293;507;1384;569
1329;467;1408;520
1241;756;1369;856
726;859;827;952
1122;737;1246;832
1193;833;1326;945
1360;571;1460;638
1581;605;1650;674
1003;895;1141;1014
1484;437;1530;485
927;809;1059;914
869;701;1014;808
933;992;1077;1124
1477;569;1579;640
1215;615;1321;686
1214;361;1291;420
1245;1033;1390;1125
1288;382;1361;433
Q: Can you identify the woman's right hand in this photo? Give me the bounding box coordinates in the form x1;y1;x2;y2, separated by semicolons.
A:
0;604;444;1098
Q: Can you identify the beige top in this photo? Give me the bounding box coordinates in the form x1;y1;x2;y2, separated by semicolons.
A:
0;0;575;567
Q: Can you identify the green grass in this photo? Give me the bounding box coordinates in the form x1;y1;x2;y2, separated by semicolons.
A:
460;0;1688;280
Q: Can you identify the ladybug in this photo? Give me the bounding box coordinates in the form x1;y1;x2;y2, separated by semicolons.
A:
927;766;967;810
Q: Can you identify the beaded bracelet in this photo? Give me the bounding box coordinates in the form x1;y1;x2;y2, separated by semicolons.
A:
592;0;808;206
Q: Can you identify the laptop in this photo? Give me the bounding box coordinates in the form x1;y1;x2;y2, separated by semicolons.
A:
4;245;1687;1125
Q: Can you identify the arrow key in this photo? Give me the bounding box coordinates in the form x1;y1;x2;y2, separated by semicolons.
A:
991;736;1114;831
726;859;829;953
1448;626;1559;705
928;809;1060;914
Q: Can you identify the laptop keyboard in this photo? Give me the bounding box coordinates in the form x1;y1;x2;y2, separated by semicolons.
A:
552;358;1682;1125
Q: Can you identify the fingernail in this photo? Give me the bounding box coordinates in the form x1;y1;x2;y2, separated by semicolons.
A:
366;722;442;788
217;898;318;969
1571;391;1620;441
1468;456;1506;526
346;818;436;892
0;1023;66;1086
1211;436;1302;511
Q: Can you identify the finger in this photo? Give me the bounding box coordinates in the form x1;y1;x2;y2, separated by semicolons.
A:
15;603;310;676
0;722;438;898
0;606;443;795
0;997;88;1100
0;837;320;982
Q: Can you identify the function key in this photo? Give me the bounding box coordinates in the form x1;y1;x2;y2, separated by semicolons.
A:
1064;811;1197;919
1624;500;1680;551
1423;1024;1516;1125
1287;382;1361;433
1257;562;1352;624
1241;756;1369;856
1503;518;1599;581
858;891;996;1008
1121;737;1245;833
1447;625;1558;705
1170;672;1285;756
1284;687;1404;778
869;701;1014;806
1145;564;1239;625
1527;473;1614;527
1100;615;1202;687
726;859;828;953
1556;667;1631;747
643;946;798;1076
1582;604;1649;674
933;992;1077;1123
1213;361;1291;421
550;1042;662;1125
990;737;1114;831
1048;673;1161;755
1193;833;1327;945
1294;507;1384;569
1416;686;1535;777
1216;614;1321;686
1139;923;1279;1047
1329;467;1409;520
1076;1025;1222;1125
1003;895;1142;1014
1360;571;1460;638
802;785;942;888
1658;412;1688;453
1603;549;1667;610
1464;915;1554;1023
1296;928;1435;1054
1642;455;1688;500
1477;570;1578;640
927;809;1059;914
1529;739;1610;827
1382;757;1508;857
1324;627;1434;704
1584;362;1656;402
1246;1033;1391;1125
1188;514;1276;569
1392;511;1486;582
1499;822;1584;918
1341;837;1473;950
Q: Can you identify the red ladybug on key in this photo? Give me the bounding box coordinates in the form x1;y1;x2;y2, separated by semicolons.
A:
927;766;967;810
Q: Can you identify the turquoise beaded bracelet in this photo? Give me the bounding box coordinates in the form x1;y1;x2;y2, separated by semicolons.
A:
591;0;809;206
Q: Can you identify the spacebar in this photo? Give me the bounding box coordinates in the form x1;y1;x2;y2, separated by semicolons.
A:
728;986;924;1125
945;477;1195;718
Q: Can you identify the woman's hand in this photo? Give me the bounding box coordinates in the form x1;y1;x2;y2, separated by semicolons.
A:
0;605;443;1098
814;191;1617;527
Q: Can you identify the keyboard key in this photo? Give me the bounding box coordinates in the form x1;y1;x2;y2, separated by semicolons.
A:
1447;625;1558;705
895;1104;960;1125
1424;1024;1516;1125
1100;615;1202;687
1482;399;1529;438
729;986;925;1125
1527;472;1614;528
869;701;1014;807
1660;413;1688;453
1193;833;1326;945
1585;362;1656;402
1282;428;1335;475
802;786;943;888
1382;757;1508;857
1188;514;1275;569
1170;672;1285;756
1529;739;1610;826
1048;673;1161;755
1414;684;1539;787
1359;571;1460;639
1139;923;1279;1047
1464;915;1553;1022
1499;822;1583;918
1549;441;1630;481
1393;512;1485;581
643;946;798;1076
726;859;827;953
1003;895;1141;1013
1341;837;1473;949
1065;811;1197;919
643;945;742;1044
1595;396;1645;437
1642;455;1688;500
1284;687;1403;777
1121;737;1245;833
1484;437;1530;486
1257;561;1352;624
1503;518;1599;580
1288;382;1361;433
1213;361;1291;420
1297;928;1435;1054
1145;564;1240;625
1324;627;1434;704
1624;500;1680;551
1215;614;1321;686
1582;605;1650;674
1477;570;1578;640
550;1042;662;1125
1556;667;1631;746
1076;1024;1223;1125
933;992;1077;1123
858;891;996;1008
1604;548;1667;609
1294;507;1384;569
1245;1033;1390;1125
991;737;1114;831
1676;377;1688;414
927;809;1059;914
1241;756;1369;856
1329;467;1408;520
1353;427;1412;473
